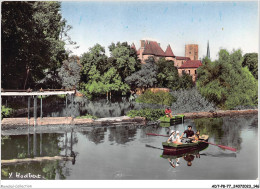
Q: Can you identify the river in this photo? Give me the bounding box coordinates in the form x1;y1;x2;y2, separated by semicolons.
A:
1;114;258;180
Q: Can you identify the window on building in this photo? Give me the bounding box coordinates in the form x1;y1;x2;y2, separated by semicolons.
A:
195;70;197;74
188;70;190;75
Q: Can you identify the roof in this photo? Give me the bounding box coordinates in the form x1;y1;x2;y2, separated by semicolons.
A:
164;45;175;57
175;56;190;60
142;41;165;56
179;60;202;69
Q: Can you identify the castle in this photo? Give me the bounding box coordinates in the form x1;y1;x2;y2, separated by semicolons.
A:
131;40;202;82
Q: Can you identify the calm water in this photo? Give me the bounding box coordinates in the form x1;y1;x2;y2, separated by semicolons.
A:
1;115;258;180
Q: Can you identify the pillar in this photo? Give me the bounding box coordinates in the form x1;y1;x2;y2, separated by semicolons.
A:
28;96;31;125
33;96;37;127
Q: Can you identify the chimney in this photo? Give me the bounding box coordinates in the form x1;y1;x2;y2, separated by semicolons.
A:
158;43;160;47
140;40;145;48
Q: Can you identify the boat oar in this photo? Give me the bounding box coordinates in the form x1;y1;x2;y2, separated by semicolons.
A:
145;144;178;152
146;133;169;137
200;141;237;152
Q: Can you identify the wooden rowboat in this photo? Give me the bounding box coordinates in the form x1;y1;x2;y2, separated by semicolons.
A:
162;135;209;154
161;141;209;158
159;115;185;124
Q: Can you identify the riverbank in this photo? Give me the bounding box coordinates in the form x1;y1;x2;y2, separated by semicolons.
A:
1;109;257;130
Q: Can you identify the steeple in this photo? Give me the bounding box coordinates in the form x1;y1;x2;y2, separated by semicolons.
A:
206;40;210;59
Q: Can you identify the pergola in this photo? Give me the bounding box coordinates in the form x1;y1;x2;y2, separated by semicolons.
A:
1;89;76;127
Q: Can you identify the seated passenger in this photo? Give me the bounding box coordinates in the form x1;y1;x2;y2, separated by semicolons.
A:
191;130;200;143
167;130;176;143
173;131;182;145
165;107;173;118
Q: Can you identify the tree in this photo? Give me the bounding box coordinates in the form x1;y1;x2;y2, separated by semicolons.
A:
197;49;258;109
125;56;158;91
58;56;81;90
108;42;140;81
156;58;180;90
80;44;129;98
242;53;258;79
178;72;194;89
80;44;107;82
1;2;69;89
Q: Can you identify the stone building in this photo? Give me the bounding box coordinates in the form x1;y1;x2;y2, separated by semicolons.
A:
131;40;202;82
132;40;190;67
185;44;199;60
178;60;202;82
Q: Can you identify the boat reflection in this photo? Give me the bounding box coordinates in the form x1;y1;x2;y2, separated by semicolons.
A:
161;142;209;168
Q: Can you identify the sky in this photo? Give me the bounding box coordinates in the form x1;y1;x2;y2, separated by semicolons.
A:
61;1;259;60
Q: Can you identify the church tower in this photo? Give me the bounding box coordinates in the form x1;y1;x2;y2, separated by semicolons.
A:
206;40;210;59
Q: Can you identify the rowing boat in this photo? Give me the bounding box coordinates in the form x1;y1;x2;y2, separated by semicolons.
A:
162;135;209;154
159;115;185;124
161;141;209;158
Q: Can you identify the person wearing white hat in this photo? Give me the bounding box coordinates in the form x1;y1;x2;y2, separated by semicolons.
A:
173;130;182;144
167;130;176;143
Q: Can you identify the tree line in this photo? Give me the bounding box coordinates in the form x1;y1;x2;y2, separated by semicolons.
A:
78;42;194;99
1;1;258;110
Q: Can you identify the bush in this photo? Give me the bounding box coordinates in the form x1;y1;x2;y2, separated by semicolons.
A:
1;106;13;120
127;108;164;121
136;90;176;106
170;87;217;113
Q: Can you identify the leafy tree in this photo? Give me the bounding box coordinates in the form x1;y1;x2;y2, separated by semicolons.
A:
1;2;69;89
58;56;81;90
197;49;258;109
108;42;140;80
242;53;258;79
156;58;180;89
80;44;107;82
125;56;158;91
80;44;129;98
178;72;194;89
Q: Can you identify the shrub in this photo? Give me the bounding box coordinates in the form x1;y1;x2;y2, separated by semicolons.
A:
170;87;217;113
127;108;164;121
136;90;176;106
1;106;13;120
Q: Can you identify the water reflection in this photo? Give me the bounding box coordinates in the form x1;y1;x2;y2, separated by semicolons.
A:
1;129;78;180
81;127;107;144
161;142;209;168
108;125;137;144
194;115;257;152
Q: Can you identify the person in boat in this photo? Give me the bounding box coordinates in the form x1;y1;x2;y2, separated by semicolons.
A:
180;125;195;143
167;130;176;143
190;130;200;143
165;107;173;118
173;130;182;144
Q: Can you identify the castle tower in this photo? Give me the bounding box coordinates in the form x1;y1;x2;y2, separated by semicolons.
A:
185;44;199;60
